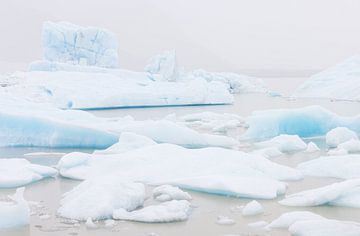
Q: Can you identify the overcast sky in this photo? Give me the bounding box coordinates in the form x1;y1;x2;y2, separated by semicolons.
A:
0;0;359;76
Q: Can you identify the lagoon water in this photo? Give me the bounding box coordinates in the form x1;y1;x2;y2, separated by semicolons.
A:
1;77;360;236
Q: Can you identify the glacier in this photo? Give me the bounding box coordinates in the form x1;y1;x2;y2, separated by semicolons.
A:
243;105;360;140
293;55;360;101
42;21;119;68
0;188;29;230
0;159;57;188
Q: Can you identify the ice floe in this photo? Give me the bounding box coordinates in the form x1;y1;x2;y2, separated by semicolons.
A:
0;188;30;230
113;200;191;223
42;21;119;68
0;159;57;188
338;139;360;153
57;144;301;198
152;185;192;202
241;200;264;216
326;127;358;148
216;215;236;225
293;55;360;101
254;135;307;153
279;179;360;208
304;142;320;153
297;154;360;179
243;105;360;140
58;175;145;220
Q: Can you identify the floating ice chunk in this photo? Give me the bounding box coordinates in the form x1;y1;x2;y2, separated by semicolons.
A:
297;155;360;179
154;175;287;199
326;127;358;148
152;185;191;202
42;21;119;68
94;132;156;154
85;217;98;229
0;188;30;230
289;219;360;236
243;105;360;140
338;139;360;153
216;215;236;225
252;147;283;158
0;159;57;188
279;179;360;208
144;50;179;82
293;55;360;101
254;135;307;153
57;144;301;197
104;219;116;228
113;200;190;223
241;200;264;216
58;175;145;220
304;142;320;153
267;211;325;229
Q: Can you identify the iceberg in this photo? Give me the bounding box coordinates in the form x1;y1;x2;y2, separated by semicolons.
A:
57;144;301;198
267;211;326;229
58;175;145;220
243;106;360;140
152;185;192;202
113;200;191;223
293;55;360;101
0;159;57;188
144;49;179;82
42;21;119;68
297;154;360;179
254;135;307;153
304;142;320;153
0;188;30;230
326;127;358;148
279;179;360;208
241;200;264;216
338;139;360;153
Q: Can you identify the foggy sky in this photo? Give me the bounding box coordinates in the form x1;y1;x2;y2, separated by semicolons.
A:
0;0;359;76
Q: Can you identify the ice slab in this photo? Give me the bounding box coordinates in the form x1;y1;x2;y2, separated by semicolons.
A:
0;188;29;230
58;175;145;220
57;144;301;198
254;135;307;153
326;127;358;148
0;159;57;188
297;154;360;179
42;21;119;68
113;200;190;223
293;55;360;101
243;105;360;140
279;179;360;208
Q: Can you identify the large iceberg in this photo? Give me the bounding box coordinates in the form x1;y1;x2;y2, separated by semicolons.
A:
243;106;360;140
0;159;57;188
0;188;30;230
57;144;302;198
293;55;360;101
42;21;119;68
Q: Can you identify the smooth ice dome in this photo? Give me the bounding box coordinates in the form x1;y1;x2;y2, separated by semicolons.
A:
326;127;358;148
254;135;307;153
241;200;264;216
293;55;360;101
0;159;57;188
113;200;191;223
152;185;192;202
0;188;30;230
58;175;145;220
42;21;119;68
243;105;360;140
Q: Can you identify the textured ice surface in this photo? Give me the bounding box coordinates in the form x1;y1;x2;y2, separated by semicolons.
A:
297;154;360;179
8;71;233;109
144;50;179;82
241;200;264;216
42;21;119;68
243;106;360;140
0;188;30;230
0;159;57;188
279;179;360;208
113;200;190;223
254;135;307;153
58;175;145;220
326;127;358;148
293;55;360;101
152;185;192;202
57;144;300;198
